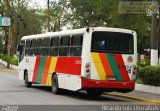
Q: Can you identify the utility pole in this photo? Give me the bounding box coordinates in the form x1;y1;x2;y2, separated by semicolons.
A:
47;0;51;32
151;0;158;66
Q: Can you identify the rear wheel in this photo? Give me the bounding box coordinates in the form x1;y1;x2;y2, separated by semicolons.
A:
51;74;61;94
24;72;32;87
87;89;103;97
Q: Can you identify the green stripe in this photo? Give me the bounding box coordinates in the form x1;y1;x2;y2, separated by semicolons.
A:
106;53;122;81
37;56;46;83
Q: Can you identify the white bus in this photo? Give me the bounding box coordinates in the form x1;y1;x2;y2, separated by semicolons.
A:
17;27;137;96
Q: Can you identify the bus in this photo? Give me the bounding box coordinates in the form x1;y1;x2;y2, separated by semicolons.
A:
17;27;137;96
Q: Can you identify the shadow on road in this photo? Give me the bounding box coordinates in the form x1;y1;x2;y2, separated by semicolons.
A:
31;85;129;102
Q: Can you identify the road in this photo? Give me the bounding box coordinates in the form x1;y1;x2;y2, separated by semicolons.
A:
0;64;156;111
0;63;151;105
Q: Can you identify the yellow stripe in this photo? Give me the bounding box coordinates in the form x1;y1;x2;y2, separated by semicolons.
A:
91;53;106;80
46;57;58;86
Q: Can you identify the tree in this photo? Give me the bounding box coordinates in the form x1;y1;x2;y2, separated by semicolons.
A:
68;0;151;54
41;0;68;32
0;0;43;54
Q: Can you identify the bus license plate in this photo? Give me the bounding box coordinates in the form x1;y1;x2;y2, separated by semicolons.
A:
107;77;116;81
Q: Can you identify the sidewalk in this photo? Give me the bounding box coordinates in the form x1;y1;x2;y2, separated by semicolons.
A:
106;90;160;104
0;59;18;70
0;62;8;70
0;62;18;74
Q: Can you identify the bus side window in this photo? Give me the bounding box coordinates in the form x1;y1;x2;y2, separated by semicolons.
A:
51;37;59;47
42;48;50;56
26;40;30;48
29;39;36;56
50;37;59;56
20;40;25;46
60;36;70;46
36;39;42;55
50;48;58;56
42;38;50;47
70;35;83;56
25;40;30;56
59;47;69;56
59;36;70;56
71;35;83;46
42;38;50;56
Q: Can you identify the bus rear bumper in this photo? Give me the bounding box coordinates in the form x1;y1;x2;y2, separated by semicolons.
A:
82;77;135;90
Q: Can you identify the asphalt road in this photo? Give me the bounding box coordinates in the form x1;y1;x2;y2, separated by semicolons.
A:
0;64;154;111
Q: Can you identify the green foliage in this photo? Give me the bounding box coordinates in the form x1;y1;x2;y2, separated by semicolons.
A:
137;60;150;67
136;78;144;84
138;66;160;86
0;54;8;61
0;54;18;66
10;57;18;66
0;0;43;54
68;0;150;54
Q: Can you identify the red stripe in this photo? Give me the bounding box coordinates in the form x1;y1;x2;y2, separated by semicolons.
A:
115;54;130;81
32;56;41;82
99;53;114;77
55;57;81;75
82;77;135;89
42;56;51;84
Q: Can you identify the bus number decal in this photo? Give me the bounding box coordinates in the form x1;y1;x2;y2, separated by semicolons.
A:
125;65;132;74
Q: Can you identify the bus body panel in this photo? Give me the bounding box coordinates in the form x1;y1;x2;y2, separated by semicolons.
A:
81;77;135;89
57;74;81;91
18;27;137;92
19;56;82;90
19;56;36;81
90;53;136;81
81;27;137;90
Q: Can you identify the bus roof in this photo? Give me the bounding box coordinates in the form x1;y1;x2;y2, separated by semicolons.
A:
21;27;135;40
21;28;86;40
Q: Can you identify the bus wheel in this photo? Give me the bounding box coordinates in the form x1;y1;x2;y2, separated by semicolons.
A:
24;72;32;87
87;89;103;97
52;74;60;94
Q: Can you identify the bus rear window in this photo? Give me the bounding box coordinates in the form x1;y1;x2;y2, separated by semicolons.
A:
91;31;134;54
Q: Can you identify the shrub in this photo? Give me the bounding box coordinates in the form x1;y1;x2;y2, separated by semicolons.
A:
138;66;160;86
137;60;150;67
1;54;8;61
0;53;18;66
10;57;18;65
0;54;3;59
136;65;142;79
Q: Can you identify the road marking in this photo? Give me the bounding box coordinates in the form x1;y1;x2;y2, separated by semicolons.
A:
105;92;160;104
0;69;18;73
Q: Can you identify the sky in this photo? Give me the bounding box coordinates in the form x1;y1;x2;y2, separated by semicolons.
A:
28;0;48;9
28;0;59;9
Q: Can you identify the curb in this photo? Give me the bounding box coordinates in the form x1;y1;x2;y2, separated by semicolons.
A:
105;92;160;105
0;69;18;73
135;84;160;95
0;59;18;70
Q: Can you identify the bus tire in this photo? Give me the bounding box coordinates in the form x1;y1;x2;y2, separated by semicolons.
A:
52;74;61;94
24;71;32;87
87;89;103;97
120;89;133;93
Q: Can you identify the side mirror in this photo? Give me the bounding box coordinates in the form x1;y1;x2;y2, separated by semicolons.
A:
17;45;24;56
16;51;20;56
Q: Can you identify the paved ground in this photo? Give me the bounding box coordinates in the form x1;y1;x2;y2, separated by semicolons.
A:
0;63;159;111
109;91;160;101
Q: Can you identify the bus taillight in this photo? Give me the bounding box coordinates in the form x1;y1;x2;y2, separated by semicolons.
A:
132;65;137;80
85;63;90;78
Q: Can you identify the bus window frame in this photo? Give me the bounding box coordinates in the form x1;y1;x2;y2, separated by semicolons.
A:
91;31;134;54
